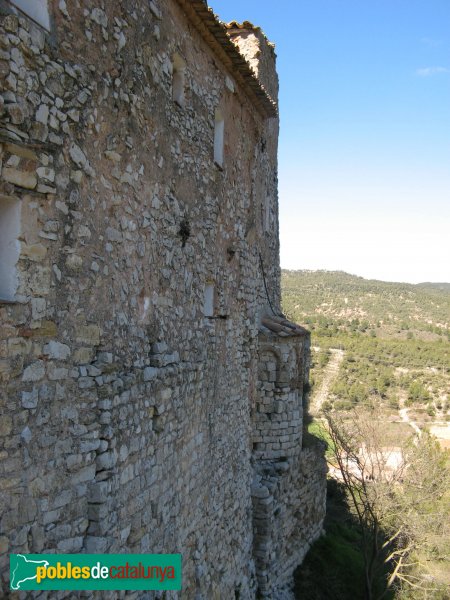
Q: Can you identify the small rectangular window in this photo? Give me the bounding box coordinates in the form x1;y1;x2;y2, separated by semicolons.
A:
203;283;215;317
0;195;21;301
214;109;224;168
263;195;272;232
10;0;50;30
172;54;186;107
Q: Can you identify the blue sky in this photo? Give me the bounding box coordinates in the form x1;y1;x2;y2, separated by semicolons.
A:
210;1;450;283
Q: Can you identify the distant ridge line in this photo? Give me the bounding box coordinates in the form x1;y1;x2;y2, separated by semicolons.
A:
281;269;450;288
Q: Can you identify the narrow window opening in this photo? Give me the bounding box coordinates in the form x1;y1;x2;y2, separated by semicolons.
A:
10;0;50;31
172;54;186;107
214;109;224;168
0;195;21;301
203;283;215;317
263;195;272;232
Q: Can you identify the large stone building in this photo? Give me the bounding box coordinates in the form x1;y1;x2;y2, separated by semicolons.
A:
0;1;326;598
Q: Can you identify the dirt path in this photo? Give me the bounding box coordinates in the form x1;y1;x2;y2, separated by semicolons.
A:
399;407;422;437
310;348;344;415
396;390;422;436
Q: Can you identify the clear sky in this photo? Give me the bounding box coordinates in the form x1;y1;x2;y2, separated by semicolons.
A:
210;1;450;283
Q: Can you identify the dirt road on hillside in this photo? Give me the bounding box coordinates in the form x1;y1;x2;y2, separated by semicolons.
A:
310;348;344;415
399;407;422;437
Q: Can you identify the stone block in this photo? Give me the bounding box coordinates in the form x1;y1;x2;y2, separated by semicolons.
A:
31;298;46;320
3;167;37;189
43;340;71;360
52;489;72;509
36;104;49;124
96;450;117;471
76;325;101;346
20;243;47;262
120;463;134;485
66;254;83;270
144;366;158;381
20;426;32;444
80;439;100;453
36;166;55;182
57;537;84;553
97;352;113;364
87;481;109;504
7;337;31;356
48;364;69;380
88;503;109;521
74;347;94;364
84;536;109;553
151;341;168;354
78;376;95;389
28;267;51;295
22;360;45;382
72;464;96;485
0;536;9;554
0;415;12;436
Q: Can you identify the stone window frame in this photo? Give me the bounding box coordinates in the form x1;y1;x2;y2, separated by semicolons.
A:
263;195;272;233
9;0;51;31
203;281;215;317
172;53;187;108
213;108;225;169
0;193;21;302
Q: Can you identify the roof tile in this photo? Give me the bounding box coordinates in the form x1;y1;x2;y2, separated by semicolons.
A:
174;0;277;118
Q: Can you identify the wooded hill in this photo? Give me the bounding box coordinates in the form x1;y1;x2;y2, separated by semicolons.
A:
281;270;449;416
282;270;450;341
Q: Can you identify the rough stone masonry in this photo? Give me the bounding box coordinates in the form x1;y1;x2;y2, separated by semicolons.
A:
0;1;326;598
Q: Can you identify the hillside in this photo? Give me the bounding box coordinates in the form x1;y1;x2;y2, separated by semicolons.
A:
281;270;450;423
284;270;450;598
282;270;450;342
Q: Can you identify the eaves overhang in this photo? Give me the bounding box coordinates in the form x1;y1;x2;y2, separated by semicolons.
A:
174;0;278;118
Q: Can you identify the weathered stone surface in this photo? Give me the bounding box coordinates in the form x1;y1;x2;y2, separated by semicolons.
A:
43;341;71;360
31;298;46;320
2;167;37;189
73;347;94;364
21;426;32;443
0;4;324;599
0;416;13;436
65;253;83;270
143;366;157;381
20;321;57;338
76;325;101;346
35;104;49;124
21;387;38;409
22;360;45;382
69;143;87;168
6;103;25;124
36;166;55;183
20;243;47;262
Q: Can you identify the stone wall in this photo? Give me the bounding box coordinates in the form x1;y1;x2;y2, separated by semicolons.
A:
0;1;325;598
227;23;279;103
251;321;326;598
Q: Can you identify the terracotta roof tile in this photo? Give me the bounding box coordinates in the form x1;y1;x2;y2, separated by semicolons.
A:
225;20;276;53
174;0;277;118
260;315;310;338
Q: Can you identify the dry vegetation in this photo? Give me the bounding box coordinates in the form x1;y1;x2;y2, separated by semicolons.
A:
282;270;449;428
284;271;450;599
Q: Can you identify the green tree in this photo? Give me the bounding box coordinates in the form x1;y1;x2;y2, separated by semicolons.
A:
324;407;450;600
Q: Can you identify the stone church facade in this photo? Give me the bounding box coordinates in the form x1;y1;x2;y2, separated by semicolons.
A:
0;1;326;598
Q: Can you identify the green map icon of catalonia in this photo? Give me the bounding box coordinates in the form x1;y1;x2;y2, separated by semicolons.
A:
10;554;49;590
